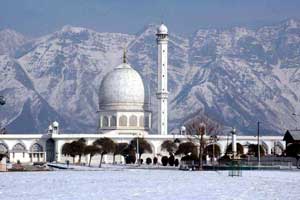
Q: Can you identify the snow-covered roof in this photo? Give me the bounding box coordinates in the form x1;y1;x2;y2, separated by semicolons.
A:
284;130;300;141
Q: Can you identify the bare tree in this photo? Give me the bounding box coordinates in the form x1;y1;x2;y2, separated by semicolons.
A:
130;137;152;164
113;143;128;164
93;138;116;168
76;138;86;164
161;140;177;156
185;115;222;170
175;142;197;156
62;143;76;163
84;145;100;167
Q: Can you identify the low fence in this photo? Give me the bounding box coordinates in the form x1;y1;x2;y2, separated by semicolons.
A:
239;160;293;168
180;157;298;170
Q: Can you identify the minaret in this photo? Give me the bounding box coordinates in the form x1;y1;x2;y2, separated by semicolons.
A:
156;24;168;135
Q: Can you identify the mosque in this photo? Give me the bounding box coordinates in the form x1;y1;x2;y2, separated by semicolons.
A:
0;24;284;165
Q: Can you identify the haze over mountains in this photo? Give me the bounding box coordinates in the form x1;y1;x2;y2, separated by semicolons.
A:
0;19;300;135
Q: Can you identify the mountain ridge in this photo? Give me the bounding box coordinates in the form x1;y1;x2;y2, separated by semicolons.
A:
1;19;300;135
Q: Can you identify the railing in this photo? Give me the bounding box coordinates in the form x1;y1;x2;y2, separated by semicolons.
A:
239;160;293;168
180;157;297;170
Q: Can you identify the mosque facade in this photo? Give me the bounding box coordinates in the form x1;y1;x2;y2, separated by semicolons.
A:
0;24;285;165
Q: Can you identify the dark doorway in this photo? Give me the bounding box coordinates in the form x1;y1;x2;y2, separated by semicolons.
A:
46;139;55;162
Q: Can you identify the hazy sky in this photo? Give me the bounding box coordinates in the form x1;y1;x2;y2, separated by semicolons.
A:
1;0;300;36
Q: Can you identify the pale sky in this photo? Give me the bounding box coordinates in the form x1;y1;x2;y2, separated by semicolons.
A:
1;0;300;36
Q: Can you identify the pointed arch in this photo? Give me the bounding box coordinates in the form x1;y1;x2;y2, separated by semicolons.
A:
30;143;43;152
204;144;221;158
226;143;244;155
0;142;9;154
12;143;27;153
111;116;117;127
119;115;127;126
129;115;137;126
103;116;109;127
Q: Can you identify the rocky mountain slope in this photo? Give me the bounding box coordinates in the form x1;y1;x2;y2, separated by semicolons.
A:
0;19;300;135
0;29;27;56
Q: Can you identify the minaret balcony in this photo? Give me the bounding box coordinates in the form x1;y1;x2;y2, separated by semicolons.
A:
156;92;169;99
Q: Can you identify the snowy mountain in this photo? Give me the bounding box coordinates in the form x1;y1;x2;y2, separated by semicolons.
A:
1;19;300;135
0;29;27;56
0;55;66;133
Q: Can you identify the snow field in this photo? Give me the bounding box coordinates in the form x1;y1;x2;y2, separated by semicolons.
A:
0;170;299;200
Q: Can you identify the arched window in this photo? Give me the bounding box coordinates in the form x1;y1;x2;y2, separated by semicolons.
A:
0;143;8;154
12;143;26;153
145;116;150;128
111;116;117;127
30;143;43;152
103;116;109;127
139;116;144;127
119;115;127;126
129;115;137;126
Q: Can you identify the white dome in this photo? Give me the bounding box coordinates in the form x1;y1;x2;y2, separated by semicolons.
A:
157;24;168;34
52;121;59;128
99;63;149;111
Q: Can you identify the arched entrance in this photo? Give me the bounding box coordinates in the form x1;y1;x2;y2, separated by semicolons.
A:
247;144;266;157
225;143;244;155
46;139;55;162
0;143;9;161
30;143;44;162
11;143;27;163
204;144;221;158
271;142;284;156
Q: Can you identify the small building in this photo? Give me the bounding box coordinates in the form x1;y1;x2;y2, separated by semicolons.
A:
283;130;300;157
283;130;300;145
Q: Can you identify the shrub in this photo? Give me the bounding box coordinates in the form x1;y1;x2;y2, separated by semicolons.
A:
146;157;152;165
161;156;169;166
153;157;158;165
181;154;198;162
218;155;231;165
174;159;179;167
240;154;248;159
125;154;136;164
168;154;175;166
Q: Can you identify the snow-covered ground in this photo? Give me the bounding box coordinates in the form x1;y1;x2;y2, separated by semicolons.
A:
0;169;299;200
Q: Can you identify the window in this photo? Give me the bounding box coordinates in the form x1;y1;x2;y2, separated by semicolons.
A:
119;115;128;126
129;115;138;126
110;116;117;127
103;116;109;127
12;143;26;153
0;143;8;154
145;116;150;128
139;116;144;127
31;143;43;152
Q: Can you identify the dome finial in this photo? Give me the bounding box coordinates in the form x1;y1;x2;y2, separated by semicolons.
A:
123;47;127;64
